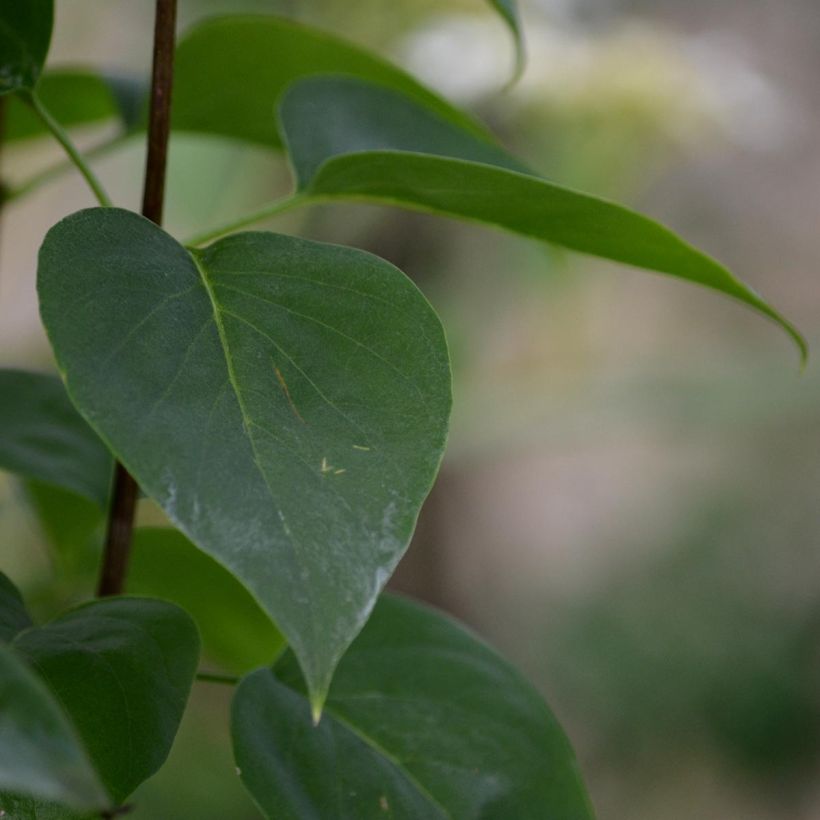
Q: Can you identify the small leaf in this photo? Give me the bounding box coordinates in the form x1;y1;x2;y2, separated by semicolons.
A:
232;595;594;819
172;15;494;148
38;208;451;709
277;76;805;361
3;70;144;143
0;370;113;506
128;528;285;675
487;0;525;81
0;644;108;811
13;597;200;803
0;571;31;643
0;0;53;95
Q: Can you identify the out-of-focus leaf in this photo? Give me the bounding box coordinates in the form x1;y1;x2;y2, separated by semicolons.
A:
0;370;113;507
4;70;145;142
0;644;108;812
128;528;285;675
0;571;31;642
172;15;495;148
13;597;200;803
232;595;594;819
277;76;805;361
0;0;53;95
38;207;451;711
487;0;525;80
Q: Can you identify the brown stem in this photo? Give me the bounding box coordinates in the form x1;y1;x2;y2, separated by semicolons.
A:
97;0;177;597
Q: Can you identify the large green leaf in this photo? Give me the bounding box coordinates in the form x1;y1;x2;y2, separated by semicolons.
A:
0;0;53;95
232;595;594;819
128;528;285;675
38;207;451;709
0;370;113;506
0;644;107;812
3;70;144;143
277;75;804;361
172;15;495;148
0;571;32;642
13;597;200;804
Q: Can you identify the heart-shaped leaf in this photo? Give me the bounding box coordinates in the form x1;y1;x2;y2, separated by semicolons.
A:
0;644;108;812
128;528;285;674
38;207;451;709
0;571;31;642
276;75;805;361
0;370;113;506
232;595;595;819
172;15;495;148
13;597;200;804
0;0;53;95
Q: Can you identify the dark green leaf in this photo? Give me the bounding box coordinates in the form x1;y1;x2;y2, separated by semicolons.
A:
0;370;113;506
0;644;107;811
38;208;451;709
277;76;805;361
280;75;527;187
13;597;200;803
232;595;594;820
172;15;494;148
487;0;525;80
0;0;53;95
0;572;31;642
3;70;144;142
128;528;285;675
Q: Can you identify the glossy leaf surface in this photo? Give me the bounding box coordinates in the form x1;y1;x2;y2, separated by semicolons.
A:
0;571;32;642
38;208;451;708
128;528;285;674
0;0;53;94
0;644;107;811
278;76;804;360
233;595;594;819
13;597;199;803
4;70;142;142
0;370;113;506
172;15;493;148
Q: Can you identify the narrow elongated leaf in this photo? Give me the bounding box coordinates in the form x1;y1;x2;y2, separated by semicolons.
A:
13;597;199;803
38;208;451;709
0;0;53;95
0;644;108;811
172;15;494;148
487;0;525;80
129;528;285;674
0;571;31;642
233;595;594;819
0;370;113;506
277;76;804;360
4;70;143;143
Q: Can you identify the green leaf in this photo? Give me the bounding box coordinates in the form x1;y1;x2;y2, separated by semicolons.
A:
3;70;144;143
232;595;594;819
38;208;451;710
0;370;113;507
13;597;200;803
0;644;108;811
487;0;525;81
0;572;32;642
172;15;494;148
277;76;805;362
0;0;53;95
128;528;285;675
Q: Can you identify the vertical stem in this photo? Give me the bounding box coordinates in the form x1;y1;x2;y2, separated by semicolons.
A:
97;0;177;597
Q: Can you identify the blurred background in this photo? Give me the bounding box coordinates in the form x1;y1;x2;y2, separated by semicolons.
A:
1;0;819;817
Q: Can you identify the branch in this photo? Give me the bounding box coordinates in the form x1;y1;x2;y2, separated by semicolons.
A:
97;0;178;597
